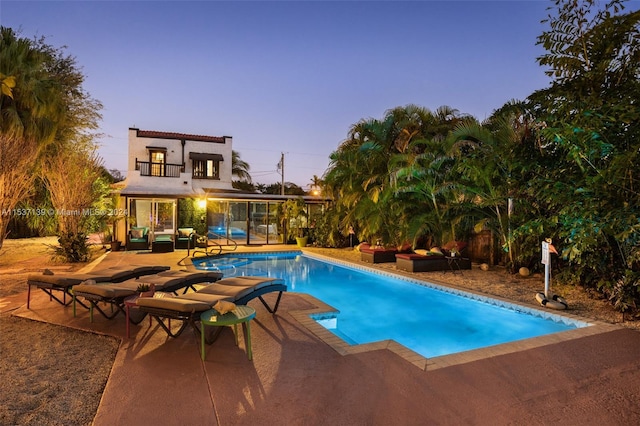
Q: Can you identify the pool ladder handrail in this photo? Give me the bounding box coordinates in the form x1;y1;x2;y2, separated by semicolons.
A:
206;230;238;253
189;231;237;259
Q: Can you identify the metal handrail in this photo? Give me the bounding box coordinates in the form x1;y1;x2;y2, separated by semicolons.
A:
206;231;238;252
135;160;183;177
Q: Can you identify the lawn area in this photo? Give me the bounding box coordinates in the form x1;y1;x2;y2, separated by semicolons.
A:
0;236;105;297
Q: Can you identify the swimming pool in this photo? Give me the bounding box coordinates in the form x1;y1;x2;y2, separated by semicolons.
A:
192;252;589;358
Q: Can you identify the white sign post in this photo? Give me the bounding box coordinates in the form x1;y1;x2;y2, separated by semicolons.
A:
541;241;550;298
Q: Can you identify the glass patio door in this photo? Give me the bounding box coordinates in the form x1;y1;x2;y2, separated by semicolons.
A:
129;198;176;239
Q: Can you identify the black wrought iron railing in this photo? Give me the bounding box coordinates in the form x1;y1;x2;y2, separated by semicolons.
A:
135;160;183;177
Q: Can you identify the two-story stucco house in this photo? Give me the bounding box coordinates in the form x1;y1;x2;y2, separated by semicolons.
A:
117;128;325;251
123;128;234;196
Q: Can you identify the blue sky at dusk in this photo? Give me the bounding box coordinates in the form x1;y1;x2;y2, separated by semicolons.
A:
3;0;617;187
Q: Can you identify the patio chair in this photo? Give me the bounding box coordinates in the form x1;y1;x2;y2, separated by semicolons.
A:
175;227;196;251
135;276;287;339
26;264;171;309
126;226;150;250
71;270;224;322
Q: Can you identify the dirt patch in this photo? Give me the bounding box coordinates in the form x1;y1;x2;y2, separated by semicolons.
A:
0;315;119;426
0;237;117;425
0;237;104;298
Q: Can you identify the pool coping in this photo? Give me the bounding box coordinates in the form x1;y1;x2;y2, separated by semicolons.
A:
295;251;619;371
191;249;621;371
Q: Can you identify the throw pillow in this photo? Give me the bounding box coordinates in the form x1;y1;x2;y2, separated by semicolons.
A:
130;229;143;239
429;247;444;256
357;243;371;252
178;228;193;238
213;300;236;315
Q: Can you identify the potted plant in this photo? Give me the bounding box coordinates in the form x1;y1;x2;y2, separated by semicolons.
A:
136;283;155;298
281;198;308;247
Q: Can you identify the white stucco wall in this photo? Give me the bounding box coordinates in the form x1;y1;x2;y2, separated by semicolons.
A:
123;128;234;196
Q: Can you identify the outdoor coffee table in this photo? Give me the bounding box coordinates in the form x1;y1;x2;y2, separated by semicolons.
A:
200;305;256;361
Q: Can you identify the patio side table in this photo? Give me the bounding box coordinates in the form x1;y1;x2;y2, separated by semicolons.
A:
444;256;464;275
200;305;256;361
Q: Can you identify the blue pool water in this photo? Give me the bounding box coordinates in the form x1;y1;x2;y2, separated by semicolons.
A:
192;252;587;358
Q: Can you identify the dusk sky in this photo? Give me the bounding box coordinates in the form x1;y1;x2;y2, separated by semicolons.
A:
5;0;629;188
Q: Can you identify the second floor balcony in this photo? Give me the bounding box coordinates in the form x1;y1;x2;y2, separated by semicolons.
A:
136;160;184;177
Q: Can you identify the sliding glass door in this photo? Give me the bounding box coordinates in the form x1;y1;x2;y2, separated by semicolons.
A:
129;198;176;239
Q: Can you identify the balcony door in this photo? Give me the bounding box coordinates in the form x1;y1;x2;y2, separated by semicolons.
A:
149;150;165;177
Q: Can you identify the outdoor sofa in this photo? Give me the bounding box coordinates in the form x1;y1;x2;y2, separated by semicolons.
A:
395;241;471;273
359;242;412;264
395;253;472;272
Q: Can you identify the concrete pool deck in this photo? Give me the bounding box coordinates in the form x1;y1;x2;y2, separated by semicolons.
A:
10;247;640;424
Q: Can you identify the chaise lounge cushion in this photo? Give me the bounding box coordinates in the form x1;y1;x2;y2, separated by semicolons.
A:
29;265;169;288
137;277;284;313
72;282;137;299
196;283;256;299
136;296;216;313
26;265;171;308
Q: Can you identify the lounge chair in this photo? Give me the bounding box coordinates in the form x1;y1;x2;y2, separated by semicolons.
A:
71;270;224;322
26;264;171;309
135;276;287;339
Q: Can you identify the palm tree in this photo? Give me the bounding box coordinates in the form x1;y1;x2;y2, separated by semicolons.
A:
448;101;538;269
231;150;251;182
323;104;467;247
309;174;323;195
0;27;102;248
1;30;51;142
386;105;469;246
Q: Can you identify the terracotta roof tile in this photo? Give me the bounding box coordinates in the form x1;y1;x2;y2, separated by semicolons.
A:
136;130;227;143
